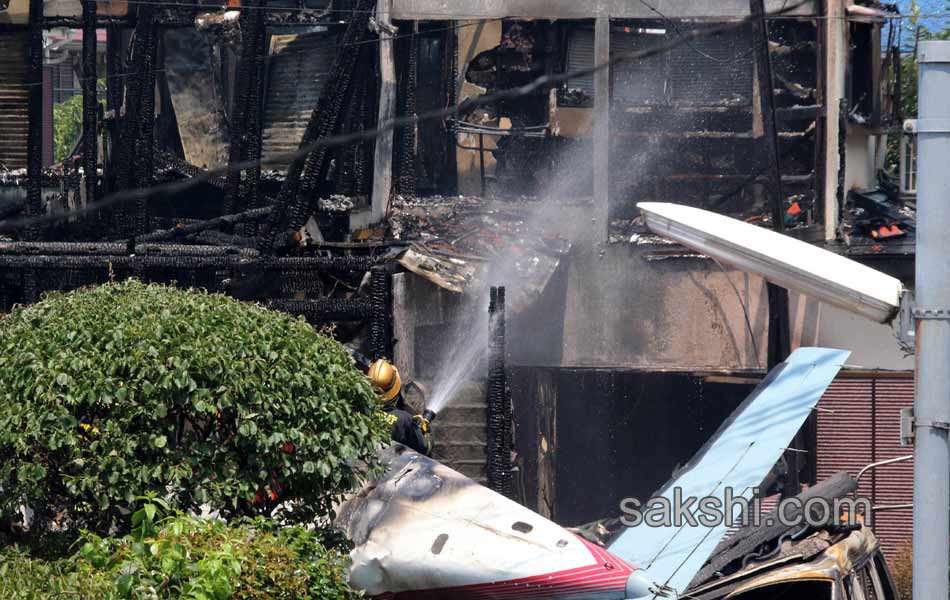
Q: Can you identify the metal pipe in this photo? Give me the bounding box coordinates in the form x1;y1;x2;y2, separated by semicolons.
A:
854;454;913;486
913;40;950;600
872;503;913;513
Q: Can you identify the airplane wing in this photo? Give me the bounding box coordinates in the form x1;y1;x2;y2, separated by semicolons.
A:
607;346;850;599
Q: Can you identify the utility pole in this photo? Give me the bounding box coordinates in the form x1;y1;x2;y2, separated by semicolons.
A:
911;41;950;600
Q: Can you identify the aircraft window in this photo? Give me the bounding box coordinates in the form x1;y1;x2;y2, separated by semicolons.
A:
431;533;449;554
512;521;533;534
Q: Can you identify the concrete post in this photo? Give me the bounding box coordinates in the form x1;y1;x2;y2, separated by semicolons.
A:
371;0;397;223
593;15;610;241
912;41;950;600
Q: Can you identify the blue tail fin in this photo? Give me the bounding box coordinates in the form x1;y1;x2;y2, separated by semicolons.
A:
609;347;850;598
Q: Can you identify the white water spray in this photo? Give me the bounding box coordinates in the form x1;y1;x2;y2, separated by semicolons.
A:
423;145;593;415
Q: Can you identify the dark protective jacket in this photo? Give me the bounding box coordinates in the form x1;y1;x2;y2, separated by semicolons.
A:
385;403;431;456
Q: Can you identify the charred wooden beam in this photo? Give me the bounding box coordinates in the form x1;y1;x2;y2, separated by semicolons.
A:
81;0;98;206
369;267;393;359
23;0;44;302
114;2;156;235
223;0;267;216
257;0;377;254
105;26;124;195
135;206;273;242
487;286;513;498
25;0;43;235
265;298;373;321
0;254;379;273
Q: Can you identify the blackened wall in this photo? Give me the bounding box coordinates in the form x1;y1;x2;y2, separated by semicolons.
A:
511;367;755;526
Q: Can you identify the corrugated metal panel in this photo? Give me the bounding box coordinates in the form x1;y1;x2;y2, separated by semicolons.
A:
816;376;914;560
0;32;29;171
868;379;914;559
261;31;338;167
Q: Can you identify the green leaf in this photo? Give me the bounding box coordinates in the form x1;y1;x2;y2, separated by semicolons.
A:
116;573;134;596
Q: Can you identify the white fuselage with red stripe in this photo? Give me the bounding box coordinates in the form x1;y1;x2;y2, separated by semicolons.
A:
335;446;646;600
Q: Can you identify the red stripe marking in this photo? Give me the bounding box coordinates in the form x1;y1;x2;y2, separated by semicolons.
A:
377;535;638;600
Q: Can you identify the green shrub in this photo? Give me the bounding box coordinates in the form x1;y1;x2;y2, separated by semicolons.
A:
0;280;389;534
0;545;113;599
0;498;361;600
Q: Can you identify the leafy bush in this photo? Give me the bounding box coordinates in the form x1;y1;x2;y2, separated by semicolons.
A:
0;498;361;600
0;545;113;599
0;280;389;534
52;81;105;163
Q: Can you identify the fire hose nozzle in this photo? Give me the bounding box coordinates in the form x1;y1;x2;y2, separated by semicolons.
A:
415;409;437;436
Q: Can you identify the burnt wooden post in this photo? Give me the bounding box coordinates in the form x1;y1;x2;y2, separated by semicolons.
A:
104;26;123;194
81;0;98;205
536;369;557;519
369;267;393;360
26;0;43;235
488;286;513;498
223;0;267;216
23;0;44;302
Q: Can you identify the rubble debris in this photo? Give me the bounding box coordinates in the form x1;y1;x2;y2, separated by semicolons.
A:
388;195;571;310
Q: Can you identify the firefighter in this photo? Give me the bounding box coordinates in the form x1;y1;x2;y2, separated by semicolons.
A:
358;354;433;456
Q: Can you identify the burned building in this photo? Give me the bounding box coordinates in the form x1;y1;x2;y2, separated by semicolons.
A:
0;0;915;563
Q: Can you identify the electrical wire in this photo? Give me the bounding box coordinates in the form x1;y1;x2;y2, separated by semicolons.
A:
7;0;947;20
35;0;950;19
636;0;759;63
712;257;763;369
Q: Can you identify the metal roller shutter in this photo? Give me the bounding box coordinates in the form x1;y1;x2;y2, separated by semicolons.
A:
816;374;914;560
0;32;29;171
261;31;338;167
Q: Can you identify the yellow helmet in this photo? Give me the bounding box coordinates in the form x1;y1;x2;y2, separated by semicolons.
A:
368;359;401;404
